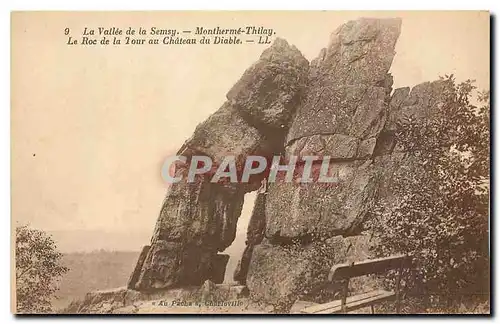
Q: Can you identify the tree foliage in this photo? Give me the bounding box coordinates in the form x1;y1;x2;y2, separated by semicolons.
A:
16;225;69;313
370;76;489;311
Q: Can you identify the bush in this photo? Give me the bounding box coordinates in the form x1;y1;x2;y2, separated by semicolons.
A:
369;76;489;313
16;225;69;313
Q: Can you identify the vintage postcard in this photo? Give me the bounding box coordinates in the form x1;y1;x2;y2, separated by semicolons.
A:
11;11;490;315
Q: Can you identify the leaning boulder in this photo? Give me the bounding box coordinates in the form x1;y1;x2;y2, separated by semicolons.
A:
130;38;309;291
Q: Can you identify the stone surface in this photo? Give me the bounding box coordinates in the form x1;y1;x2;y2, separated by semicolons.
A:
264;160;380;239
287;85;388;143
201;280;217;300
287;18;401;143
246;233;378;310
286;134;360;160
177;102;267;171
246;240;326;307
127;245;150;290
134;241;230;290
227;38;309;130
135;241;198;289
210;254;230;284
357;137;377;158
147;180;244;247
385;80;451;132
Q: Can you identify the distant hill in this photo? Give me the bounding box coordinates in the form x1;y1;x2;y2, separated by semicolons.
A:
53;251;140;310
47;230;152;253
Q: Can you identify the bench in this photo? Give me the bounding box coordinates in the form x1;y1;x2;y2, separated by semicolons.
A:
299;254;412;314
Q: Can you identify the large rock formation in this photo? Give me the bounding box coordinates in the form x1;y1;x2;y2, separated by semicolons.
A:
246;17;403;307
126;17;452;312
263;18;401;240
128;38;309;291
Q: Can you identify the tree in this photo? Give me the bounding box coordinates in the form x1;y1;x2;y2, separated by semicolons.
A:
370;76;489;312
16;225;69;313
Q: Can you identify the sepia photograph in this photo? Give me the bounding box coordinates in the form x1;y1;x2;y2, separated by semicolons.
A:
11;11;490;315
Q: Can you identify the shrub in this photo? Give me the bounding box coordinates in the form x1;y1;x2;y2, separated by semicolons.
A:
369;76;489;312
16;225;69;313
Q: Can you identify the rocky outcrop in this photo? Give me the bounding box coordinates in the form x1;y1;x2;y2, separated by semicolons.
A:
263;18;401;243
130;38;309;291
246;83;452;311
243;19;402;307
133;180;243;290
245;18;452;309
118;16;453;313
287;18;400;143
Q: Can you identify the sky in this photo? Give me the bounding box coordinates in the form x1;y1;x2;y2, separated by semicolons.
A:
11;11;489;252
